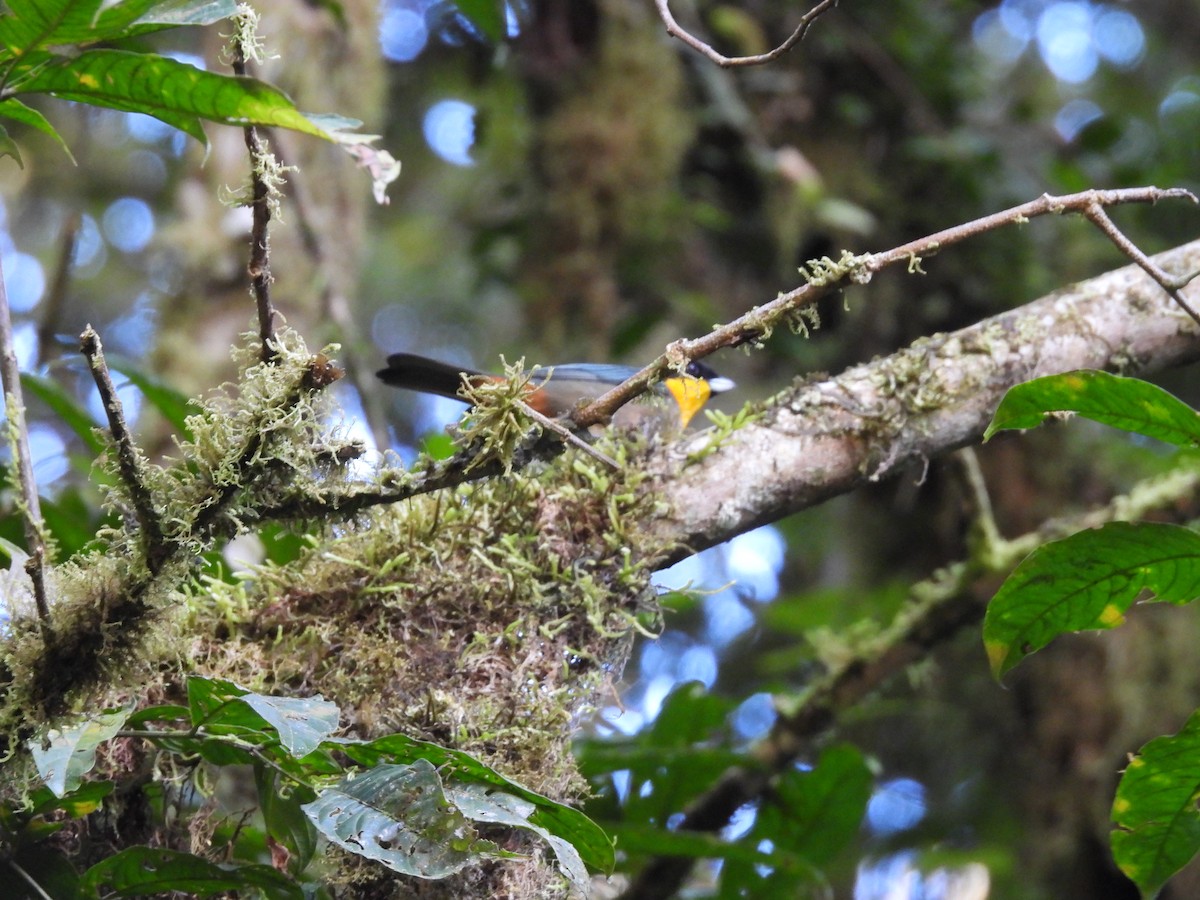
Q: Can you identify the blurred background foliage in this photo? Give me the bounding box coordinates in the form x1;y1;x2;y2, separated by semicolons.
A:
2;0;1200;897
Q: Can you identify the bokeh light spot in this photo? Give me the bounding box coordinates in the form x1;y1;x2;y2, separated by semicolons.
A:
102;198;155;254
1037;2;1098;83
423;99;476;166
1055;98;1102;141
867;778;927;836
28;424;67;484
732;693;777;741
972;9;1028;65
71;215;107;276
380;4;429;62
1;251;45;312
1093;7;1144;67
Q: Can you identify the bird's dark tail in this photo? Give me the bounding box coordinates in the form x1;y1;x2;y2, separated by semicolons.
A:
376;353;483;400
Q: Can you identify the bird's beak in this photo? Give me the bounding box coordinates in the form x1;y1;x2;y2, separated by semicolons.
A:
665;376;713;429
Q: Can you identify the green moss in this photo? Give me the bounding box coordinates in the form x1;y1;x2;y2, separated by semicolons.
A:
188;429;659;803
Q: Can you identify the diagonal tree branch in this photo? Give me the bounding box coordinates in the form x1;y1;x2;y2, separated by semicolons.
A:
621;461;1200;900
644;239;1200;562
572;187;1197;430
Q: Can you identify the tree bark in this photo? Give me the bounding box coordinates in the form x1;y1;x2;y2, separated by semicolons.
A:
646;239;1200;558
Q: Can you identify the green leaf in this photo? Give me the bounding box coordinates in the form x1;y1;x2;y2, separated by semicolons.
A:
29;780;114;817
130;0;237;28
186;675;340;757
81;846;303;899
599;823;772;862
0;121;21;165
21;373;106;456
6;845;81;900
0;0;230;56
186;676;254;724
302;759;517;879
239;692;340;757
12;49;331;145
420;431;456;461
1112;710;1200;897
454;0;505;42
126;703;191;728
447;781;588;892
755;744;872;866
985;370;1200;448
649;680;735;747
29;706;133;796
109;357;201;440
0;0;160;56
984;522;1200;677
255;764;318;873
331;733;614;874
40;488;112;557
577;682;742;842
0;97;72;162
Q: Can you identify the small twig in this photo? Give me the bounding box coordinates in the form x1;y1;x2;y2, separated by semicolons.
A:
515;399;620;469
573;186;1199;429
35;211;79;368
654;0;839;68
271;130;394;454
230;24;279;363
1081;198;1200;327
80;326;168;574
951;447;1003;559
251;401;617;523
0;251;52;638
8;860;54;900
252;426;571;523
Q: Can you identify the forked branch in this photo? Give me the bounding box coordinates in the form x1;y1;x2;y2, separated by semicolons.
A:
654;0;840;68
573;187;1198;429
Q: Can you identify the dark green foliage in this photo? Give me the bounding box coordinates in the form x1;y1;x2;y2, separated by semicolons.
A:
10;676;613;897
0;0;375;161
986;369;1200;894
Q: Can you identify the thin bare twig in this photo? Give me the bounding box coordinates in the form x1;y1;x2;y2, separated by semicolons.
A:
1080;198;1200;326
231;39;279;362
654;0;839;68
251;424;573;523
80;326;168;574
0;252;52;637
270;130;394;455
514;398;621;469
8;860;54;900
951;447;1002;557
573;186;1199;429
35;211;79;368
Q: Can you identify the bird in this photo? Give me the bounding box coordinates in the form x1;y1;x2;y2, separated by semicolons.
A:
376;353;734;430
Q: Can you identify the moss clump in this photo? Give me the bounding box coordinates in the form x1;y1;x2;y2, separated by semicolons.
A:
0;330;352;759
3;326;674;898
185;421;664;896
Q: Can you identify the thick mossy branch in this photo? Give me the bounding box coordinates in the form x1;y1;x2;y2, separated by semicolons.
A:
190;435;658;788
2;327;679;896
0;331;350;742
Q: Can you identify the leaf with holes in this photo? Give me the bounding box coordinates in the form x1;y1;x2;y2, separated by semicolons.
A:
302;759;519;878
29;707;133;796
